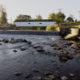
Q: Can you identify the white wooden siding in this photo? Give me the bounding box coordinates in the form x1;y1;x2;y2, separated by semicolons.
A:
15;21;56;27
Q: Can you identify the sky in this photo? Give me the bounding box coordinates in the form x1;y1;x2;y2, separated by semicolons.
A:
0;0;80;23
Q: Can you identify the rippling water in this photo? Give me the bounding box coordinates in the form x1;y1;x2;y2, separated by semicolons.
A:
0;34;80;80
0;34;60;39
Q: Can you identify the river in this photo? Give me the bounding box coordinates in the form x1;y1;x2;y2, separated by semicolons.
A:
0;34;80;80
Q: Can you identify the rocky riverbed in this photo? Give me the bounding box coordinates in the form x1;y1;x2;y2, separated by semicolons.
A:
0;36;80;80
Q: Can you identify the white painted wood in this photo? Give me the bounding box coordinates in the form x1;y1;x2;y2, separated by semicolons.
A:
15;21;56;27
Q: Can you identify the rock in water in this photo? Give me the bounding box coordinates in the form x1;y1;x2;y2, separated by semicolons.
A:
61;76;68;80
25;74;33;79
60;27;80;40
3;39;9;43
69;73;75;77
15;72;22;76
59;53;68;62
48;75;55;80
20;47;26;51
59;52;74;62
13;50;17;53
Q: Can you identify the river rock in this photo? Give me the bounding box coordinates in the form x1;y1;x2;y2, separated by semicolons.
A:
60;27;80;40
48;75;55;80
69;73;75;77
13;50;17;53
0;43;2;45
59;53;68;62
25;73;33;79
59;52;73;62
27;41;32;45
32;76;42;80
20;47;26;51
43;77;54;80
9;38;17;44
44;71;52;76
60;76;68;80
15;72;22;76
36;46;44;52
32;68;39;72
67;54;73;59
3;39;9;43
23;39;28;42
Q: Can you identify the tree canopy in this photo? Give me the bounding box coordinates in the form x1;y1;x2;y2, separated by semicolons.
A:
15;14;32;21
67;16;74;22
56;12;65;23
48;13;56;20
35;15;42;20
48;12;66;24
0;5;7;24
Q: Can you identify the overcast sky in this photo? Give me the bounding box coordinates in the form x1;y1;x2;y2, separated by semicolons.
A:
0;0;80;23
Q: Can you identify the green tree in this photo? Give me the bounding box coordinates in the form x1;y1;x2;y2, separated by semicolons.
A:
15;14;32;21
48;12;66;25
46;25;56;31
56;12;66;24
67;17;74;22
0;5;7;24
48;13;56;20
35;15;42;20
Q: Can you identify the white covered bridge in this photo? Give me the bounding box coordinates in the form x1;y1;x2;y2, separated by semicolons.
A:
14;20;56;27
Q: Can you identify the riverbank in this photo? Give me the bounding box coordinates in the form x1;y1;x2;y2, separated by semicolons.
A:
0;35;80;80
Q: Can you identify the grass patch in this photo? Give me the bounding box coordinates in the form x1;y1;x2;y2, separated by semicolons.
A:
61;22;80;28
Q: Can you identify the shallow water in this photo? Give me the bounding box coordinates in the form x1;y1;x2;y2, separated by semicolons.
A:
0;35;80;80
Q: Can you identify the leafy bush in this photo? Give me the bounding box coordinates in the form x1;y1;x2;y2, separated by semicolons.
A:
37;26;41;30
61;21;80;28
46;25;56;31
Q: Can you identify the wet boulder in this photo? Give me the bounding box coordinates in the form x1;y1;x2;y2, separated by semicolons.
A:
51;44;62;50
25;73;33;79
53;46;62;50
32;76;42;80
2;39;9;43
0;43;2;45
20;47;26;51
15;72;22;76
27;41;32;45
22;39;28;42
13;50;17;53
60;76;68;80
48;75;55;80
36;47;44;52
44;71;53;76
9;38;17;44
66;54;73;59
60;27;80;40
43;77;54;80
34;45;44;52
69;73;75;77
10;39;28;43
32;68;40;72
59;53;73;62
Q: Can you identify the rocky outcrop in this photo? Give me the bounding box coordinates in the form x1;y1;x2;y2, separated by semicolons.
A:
60;27;80;40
